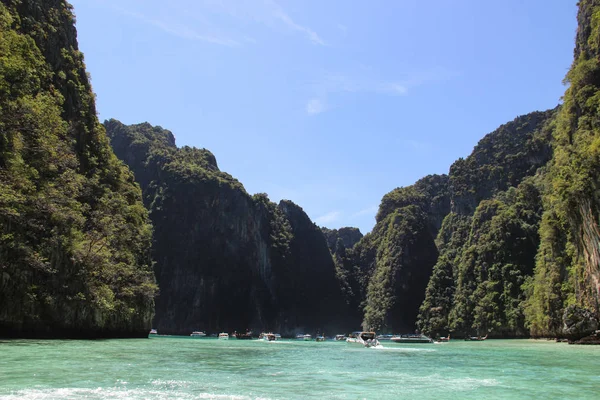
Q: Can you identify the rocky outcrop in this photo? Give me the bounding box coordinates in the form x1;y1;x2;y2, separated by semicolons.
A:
342;175;450;332
525;0;600;338
417;110;555;338
322;227;363;252
106;120;354;335
0;1;155;338
562;305;599;341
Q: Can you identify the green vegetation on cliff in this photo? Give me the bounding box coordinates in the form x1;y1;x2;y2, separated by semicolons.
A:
4;0;599;342
524;0;600;338
105;120;353;335
416;111;555;338
340;175;450;332
0;0;155;338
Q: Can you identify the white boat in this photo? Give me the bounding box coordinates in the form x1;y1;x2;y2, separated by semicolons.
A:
390;333;433;343
303;334;312;341
335;334;346;341
190;331;207;337
259;332;277;341
346;331;382;348
149;329;158;335
218;332;229;340
434;334;450;343
315;335;326;342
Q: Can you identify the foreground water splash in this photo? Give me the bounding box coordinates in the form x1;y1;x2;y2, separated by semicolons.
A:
0;387;264;400
1;338;599;400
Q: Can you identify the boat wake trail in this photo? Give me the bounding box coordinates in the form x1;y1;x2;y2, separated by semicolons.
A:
371;346;437;353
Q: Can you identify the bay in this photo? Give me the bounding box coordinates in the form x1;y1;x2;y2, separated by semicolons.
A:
0;337;598;399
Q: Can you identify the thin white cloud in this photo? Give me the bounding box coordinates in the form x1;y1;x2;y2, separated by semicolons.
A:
243;36;258;44
315;211;342;225
89;0;324;46
403;139;431;151
306;98;327;115
304;68;454;115
97;3;239;46
351;205;379;218
377;82;408;95
268;1;325;45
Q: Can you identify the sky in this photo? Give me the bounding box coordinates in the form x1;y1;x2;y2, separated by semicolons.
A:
69;0;578;234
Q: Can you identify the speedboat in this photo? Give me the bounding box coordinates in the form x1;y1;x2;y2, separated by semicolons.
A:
315;335;326;342
335;334;346;341
303;334;312;341
149;329;158;335
190;331;207;337
390;334;433;343
259;333;277;341
218;332;229;340
435;334;450;343
346;331;382;348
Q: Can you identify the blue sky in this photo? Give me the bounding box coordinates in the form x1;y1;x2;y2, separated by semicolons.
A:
70;0;577;234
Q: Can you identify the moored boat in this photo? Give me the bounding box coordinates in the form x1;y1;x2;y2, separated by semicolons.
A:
303;334;312;341
190;331;206;337
218;332;229;340
149;329;158;335
315;335;325;342
376;334;393;341
390;334;433;343
234;331;253;340
464;334;487;341
335;334;346;341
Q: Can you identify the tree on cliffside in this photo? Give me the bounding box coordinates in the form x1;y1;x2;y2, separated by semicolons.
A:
0;1;156;338
525;0;600;338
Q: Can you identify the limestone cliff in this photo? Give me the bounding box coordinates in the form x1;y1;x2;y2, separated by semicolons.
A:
105;120;355;335
525;0;600;338
418;111;555;338
0;0;155;338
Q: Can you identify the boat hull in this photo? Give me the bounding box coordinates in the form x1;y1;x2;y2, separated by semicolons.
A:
390;338;432;344
390;334;433;344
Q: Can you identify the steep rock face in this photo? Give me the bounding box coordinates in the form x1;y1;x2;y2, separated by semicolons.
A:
278;201;351;331
322;227;363;251
321;227;365;325
417;111;555;338
0;1;155;338
449;110;555;216
105;120;353;335
525;0;600;338
345;175;451;332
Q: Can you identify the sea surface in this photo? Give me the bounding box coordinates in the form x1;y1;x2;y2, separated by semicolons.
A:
0;336;599;399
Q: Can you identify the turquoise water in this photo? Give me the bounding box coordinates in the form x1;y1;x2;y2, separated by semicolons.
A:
1;337;599;399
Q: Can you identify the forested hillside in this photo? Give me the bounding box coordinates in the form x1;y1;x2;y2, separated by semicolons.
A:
416;110;556;338
105;120;353;335
0;0;155;338
524;0;600;340
3;0;600;342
